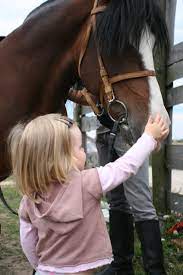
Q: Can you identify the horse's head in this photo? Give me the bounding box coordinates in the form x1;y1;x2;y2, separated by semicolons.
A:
75;0;170;144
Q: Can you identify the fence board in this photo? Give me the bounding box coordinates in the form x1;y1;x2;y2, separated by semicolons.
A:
168;42;183;65
166;85;183;107
166;144;183;170
167;60;183;85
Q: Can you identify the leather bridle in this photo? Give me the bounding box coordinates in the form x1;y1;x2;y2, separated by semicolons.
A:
78;0;156;146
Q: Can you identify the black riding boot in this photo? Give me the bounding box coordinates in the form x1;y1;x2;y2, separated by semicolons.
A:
101;211;135;275
135;220;167;275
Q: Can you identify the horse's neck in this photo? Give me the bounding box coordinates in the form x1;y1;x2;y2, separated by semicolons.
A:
22;0;95;91
0;0;95;116
24;0;94;48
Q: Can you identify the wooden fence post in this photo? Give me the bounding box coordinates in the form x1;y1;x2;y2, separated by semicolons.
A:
152;0;177;213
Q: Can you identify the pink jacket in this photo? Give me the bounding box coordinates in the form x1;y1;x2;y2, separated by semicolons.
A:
19;133;156;273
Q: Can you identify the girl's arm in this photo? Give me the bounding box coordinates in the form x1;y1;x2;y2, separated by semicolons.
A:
20;218;39;269
97;133;156;193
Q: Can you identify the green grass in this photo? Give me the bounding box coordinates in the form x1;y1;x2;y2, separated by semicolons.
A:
0;185;20;238
0;186;182;274
0;186;32;274
133;236;183;275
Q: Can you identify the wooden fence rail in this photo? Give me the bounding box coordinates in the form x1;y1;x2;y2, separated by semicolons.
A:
166;145;183;170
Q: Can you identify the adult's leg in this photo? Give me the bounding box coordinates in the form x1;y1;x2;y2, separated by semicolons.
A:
106;185;135;275
96;132;134;275
123;159;166;275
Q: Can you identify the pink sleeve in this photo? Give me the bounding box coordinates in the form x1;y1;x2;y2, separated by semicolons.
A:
82;168;103;200
97;133;156;193
20;218;39;269
19;197;31;222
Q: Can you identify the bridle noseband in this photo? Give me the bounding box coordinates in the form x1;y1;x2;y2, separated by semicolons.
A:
78;0;156;145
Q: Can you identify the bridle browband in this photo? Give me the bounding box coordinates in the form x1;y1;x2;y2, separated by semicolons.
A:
78;0;155;128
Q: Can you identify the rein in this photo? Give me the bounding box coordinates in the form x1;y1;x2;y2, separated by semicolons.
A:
78;0;156;142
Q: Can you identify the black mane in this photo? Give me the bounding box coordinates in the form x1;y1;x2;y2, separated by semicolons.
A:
96;0;170;56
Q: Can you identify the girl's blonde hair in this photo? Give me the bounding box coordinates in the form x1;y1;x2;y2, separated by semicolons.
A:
8;114;76;200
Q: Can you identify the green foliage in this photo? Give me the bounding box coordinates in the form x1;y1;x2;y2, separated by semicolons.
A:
133;214;183;274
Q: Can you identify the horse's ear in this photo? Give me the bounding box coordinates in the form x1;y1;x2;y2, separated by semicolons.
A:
0;36;5;42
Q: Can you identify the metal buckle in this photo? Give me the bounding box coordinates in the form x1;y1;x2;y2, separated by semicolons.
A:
107;100;128;123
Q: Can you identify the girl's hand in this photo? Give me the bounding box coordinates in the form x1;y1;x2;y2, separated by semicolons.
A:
144;114;169;141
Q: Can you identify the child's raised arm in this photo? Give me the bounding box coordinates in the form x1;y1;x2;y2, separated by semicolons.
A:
97;114;169;193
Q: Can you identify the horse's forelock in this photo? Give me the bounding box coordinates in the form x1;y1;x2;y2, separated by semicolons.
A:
96;0;169;56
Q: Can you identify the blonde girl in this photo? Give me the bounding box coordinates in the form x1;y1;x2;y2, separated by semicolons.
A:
8;113;168;275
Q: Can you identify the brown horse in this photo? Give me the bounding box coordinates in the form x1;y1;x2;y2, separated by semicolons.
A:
0;0;170;212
